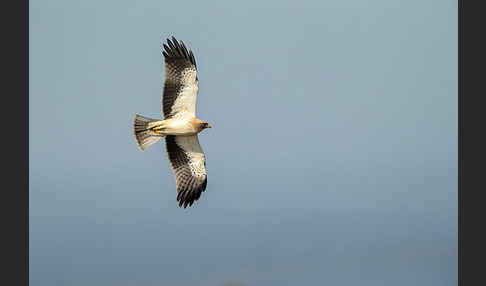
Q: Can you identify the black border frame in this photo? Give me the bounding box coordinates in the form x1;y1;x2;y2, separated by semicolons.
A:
5;0;28;285
459;0;486;285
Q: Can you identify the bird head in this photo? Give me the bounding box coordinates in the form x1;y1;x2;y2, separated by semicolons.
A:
202;122;212;129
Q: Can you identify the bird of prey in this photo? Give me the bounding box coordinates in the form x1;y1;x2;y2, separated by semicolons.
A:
133;36;211;208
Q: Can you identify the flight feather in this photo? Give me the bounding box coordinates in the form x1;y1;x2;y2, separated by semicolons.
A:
162;37;199;119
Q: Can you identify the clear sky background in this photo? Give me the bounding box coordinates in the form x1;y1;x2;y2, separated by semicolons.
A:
29;0;457;285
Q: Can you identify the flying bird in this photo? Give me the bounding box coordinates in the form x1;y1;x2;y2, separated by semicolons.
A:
133;36;211;208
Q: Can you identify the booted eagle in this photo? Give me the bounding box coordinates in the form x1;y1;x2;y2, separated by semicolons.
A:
133;36;211;208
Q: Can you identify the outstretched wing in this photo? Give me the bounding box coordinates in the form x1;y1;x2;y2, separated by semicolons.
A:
165;135;207;208
162;36;199;119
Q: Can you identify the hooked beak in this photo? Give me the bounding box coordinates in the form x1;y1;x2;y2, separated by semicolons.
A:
207;124;212;128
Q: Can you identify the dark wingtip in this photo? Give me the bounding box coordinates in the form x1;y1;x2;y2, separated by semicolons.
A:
176;182;207;209
162;35;197;68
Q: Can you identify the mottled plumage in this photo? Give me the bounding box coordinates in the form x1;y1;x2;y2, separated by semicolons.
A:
133;36;211;208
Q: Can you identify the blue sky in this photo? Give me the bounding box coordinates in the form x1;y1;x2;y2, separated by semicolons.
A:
30;0;457;285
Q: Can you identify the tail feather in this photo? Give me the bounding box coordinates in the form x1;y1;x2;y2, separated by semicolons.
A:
133;114;163;151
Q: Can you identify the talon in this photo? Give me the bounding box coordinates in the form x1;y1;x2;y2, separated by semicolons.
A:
151;126;164;133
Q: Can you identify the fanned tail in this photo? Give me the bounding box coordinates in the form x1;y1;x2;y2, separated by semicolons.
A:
133;114;164;151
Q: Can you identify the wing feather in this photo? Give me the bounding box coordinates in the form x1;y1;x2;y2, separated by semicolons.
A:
162;37;199;119
165;135;207;208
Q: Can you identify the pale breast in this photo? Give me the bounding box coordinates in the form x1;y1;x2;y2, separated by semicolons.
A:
164;117;198;136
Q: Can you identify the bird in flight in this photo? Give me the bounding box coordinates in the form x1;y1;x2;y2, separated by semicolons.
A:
133;36;211;208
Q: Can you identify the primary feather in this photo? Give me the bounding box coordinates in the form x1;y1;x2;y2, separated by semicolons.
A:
166;135;207;208
162;37;199;119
